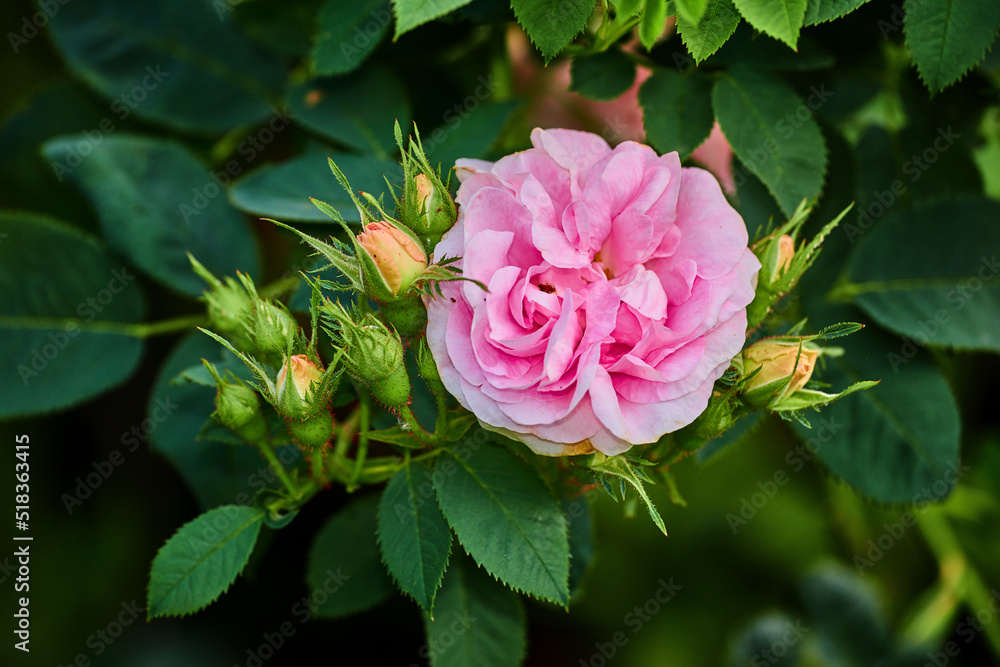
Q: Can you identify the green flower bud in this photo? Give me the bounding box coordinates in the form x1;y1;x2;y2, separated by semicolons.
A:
189;254;256;352
396;123;458;247
286;409;334;454
380;293;427;339
740;339;821;409
416;337;445;396
204;361;268;443
246;300;298;366
324;303;411;408
276;354;326;419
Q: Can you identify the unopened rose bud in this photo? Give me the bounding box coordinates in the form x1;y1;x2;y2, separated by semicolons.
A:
357;220;428;297
407;173;457;239
741;339;821;408
771;234;795;283
189;254;256;352
247;300;299;365
204;361;268;443
286;409;334;454
276;354;325;419
415;337;445;396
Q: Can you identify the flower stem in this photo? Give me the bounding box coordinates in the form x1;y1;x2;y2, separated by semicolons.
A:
256;441;299;498
398;403;437;444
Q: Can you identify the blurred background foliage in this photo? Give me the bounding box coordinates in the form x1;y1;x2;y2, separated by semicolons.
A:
2;0;1000;665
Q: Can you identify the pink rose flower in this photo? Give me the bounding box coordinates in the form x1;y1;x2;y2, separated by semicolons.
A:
426;129;760;456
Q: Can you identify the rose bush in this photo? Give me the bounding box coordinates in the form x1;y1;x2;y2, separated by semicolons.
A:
426;128;761;456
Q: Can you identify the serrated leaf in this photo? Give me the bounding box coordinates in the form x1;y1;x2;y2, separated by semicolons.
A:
393;0;476;37
732;0;807;49
378;461;453;612
512;0;596;63
313;0;392;75
804;0;870;25
639;0;669;50
676;0;741;63
843;199;1000;353
791;319;961;503
307;495;395;618
48;0;285;133
433;445;570;605
423;558;527;667
0;213;145;418
590;455;667;534
569;49;636;101
904;0;1000;92
676;0;710;24
639;68;715;159
713;66;827;215
147;505;264;619
42;134;259;298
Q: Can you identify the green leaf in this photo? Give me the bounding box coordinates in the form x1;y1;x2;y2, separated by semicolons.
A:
843;199;1000;353
377;461;453;611
42;134;260;298
433;444;570;605
713;66;827;215
639;68;715;159
589;454;668;534
307;495;395;617
229;151;400;223
423;100;522;170
147;505;264;619
675;0;710;24
804;0;870;25
313;0;392;75
728;614;802;667
639;0;670;51
393;0;476;37
732;0;807;49
791;322;961;503
512;0;596;63
569;49;636;101
801;567;892;664
47;0;285;133
676;0;741;63
149;332;282;510
287;66;411;158
0;213;145;418
423;558;527;667
904;0;1000;92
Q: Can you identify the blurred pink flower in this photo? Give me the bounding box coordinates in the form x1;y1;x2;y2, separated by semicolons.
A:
427;129;759;456
690;122;735;195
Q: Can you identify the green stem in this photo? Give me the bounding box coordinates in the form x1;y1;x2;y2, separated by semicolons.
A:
398;403;438;444
434;391;449;436
0;313;207;338
256;442;299;498
919;510;1000;656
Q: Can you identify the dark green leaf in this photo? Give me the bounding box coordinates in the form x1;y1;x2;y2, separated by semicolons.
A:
148;505;264;618
845;199;1000;353
732;0;807;49
569;50;636;101
728;614;802;667
676;0;741;63
149;332;283;509
307;495;395;617
423;558;527;667
904;0;1000;92
229;151;400;223
433;444;570;605
423;100;522;170
393;0;477;37
713;66;827;215
377;461;453;611
0;213;145;418
562;496;595;595
287;66;411;158
42;134;260;298
48;0;285;133
801;567;892;665
511;0;596;63
804;0;870;25
313;0;392;75
639;68;715;159
791;323;961;503
711;26;835;70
